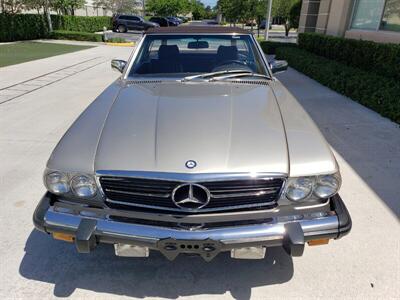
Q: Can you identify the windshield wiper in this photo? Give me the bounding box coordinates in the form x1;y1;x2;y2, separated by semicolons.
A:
210;72;271;81
182;70;271;82
182;70;253;82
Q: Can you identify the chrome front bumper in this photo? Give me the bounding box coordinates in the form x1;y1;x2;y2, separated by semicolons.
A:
33;193;351;261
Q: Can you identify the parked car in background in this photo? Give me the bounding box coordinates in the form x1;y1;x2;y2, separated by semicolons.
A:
167;17;181;26
149;17;170;27
112;14;159;32
33;26;351;262
207;20;219;25
259;20;272;30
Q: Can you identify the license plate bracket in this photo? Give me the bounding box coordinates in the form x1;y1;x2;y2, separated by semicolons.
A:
157;238;223;261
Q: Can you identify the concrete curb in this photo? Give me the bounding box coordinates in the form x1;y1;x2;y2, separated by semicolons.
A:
105;42;135;47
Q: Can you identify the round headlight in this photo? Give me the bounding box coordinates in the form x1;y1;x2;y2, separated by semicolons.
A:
70;175;97;198
314;174;341;198
286;177;314;202
45;171;70;194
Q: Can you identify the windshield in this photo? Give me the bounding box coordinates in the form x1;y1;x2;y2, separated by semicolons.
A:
128;34;268;78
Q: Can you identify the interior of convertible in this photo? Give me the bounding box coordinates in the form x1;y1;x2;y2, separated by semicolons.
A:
129;34;268;76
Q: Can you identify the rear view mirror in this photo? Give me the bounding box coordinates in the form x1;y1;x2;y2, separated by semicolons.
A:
111;59;127;73
270;60;288;74
188;41;209;49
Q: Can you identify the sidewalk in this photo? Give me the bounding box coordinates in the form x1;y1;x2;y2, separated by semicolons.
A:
0;43;131;89
276;68;400;218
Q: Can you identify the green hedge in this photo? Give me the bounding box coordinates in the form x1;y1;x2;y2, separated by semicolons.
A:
51;15;112;33
258;40;297;54
298;32;400;81
50;30;103;42
276;47;400;124
0;13;48;42
0;13;111;42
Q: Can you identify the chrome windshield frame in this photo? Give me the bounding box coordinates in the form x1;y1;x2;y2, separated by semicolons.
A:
122;33;273;81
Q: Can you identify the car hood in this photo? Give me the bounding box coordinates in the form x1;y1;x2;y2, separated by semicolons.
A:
94;81;288;174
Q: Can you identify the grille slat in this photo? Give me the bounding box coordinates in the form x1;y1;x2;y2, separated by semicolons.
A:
100;176;284;213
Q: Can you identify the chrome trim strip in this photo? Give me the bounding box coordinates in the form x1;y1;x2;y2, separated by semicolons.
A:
105;198;276;213
96;170;287;182
105;188;171;198
211;189;276;199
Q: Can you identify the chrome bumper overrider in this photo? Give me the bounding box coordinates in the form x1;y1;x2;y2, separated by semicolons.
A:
33;192;351;261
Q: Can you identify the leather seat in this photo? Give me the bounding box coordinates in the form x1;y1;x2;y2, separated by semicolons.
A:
216;46;239;65
151;45;183;73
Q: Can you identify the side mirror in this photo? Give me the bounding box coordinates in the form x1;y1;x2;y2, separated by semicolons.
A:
111;59;127;73
270;60;288;74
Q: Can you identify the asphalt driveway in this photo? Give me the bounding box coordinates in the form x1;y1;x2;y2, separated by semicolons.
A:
0;43;399;299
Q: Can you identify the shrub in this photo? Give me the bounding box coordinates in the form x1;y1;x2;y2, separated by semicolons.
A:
50;30;103;42
107;37;127;43
275;47;400;124
0;13;48;42
51;15;112;33
298;32;400;81
0;13;112;42
257;40;297;54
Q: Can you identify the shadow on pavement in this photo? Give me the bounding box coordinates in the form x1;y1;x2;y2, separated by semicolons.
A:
277;69;400;217
20;230;293;299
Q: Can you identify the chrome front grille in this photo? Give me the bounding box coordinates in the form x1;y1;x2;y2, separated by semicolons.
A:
99;176;284;213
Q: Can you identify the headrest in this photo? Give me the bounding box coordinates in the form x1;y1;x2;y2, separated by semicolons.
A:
217;45;238;61
158;45;180;59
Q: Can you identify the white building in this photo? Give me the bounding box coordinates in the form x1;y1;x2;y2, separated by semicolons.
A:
76;0;145;17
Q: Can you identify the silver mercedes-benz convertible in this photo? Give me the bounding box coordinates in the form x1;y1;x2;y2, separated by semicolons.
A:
33;26;351;261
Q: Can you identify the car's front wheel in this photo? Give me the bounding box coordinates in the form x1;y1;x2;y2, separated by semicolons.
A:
117;25;127;33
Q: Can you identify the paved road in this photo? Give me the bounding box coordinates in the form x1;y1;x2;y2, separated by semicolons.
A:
0;44;399;299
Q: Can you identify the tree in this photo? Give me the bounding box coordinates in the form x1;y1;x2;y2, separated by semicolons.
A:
272;0;298;36
93;0;140;14
218;0;247;25
289;0;302;29
146;0;190;16
51;0;85;15
242;0;267;32
22;0;47;13
1;0;24;13
190;0;205;20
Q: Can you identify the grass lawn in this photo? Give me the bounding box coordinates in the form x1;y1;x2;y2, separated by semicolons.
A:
0;42;93;67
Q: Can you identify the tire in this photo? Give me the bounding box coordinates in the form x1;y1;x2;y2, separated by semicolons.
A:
117;25;127;33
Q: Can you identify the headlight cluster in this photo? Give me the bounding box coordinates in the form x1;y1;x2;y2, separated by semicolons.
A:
285;173;341;202
45;171;97;198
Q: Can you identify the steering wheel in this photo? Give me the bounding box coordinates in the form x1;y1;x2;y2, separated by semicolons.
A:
215;60;248;68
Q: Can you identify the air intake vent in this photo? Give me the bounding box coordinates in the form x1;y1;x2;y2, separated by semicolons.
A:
126;80;162;85
228;80;269;86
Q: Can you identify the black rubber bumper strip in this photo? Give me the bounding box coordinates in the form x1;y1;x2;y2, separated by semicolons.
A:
32;192;53;233
331;194;352;238
283;222;305;257
75;218;97;253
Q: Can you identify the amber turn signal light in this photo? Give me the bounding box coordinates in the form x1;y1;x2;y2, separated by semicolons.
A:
52;232;74;243
308;238;330;246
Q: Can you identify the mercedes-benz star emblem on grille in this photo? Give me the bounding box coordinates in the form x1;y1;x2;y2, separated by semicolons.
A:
185;160;197;169
172;183;211;210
